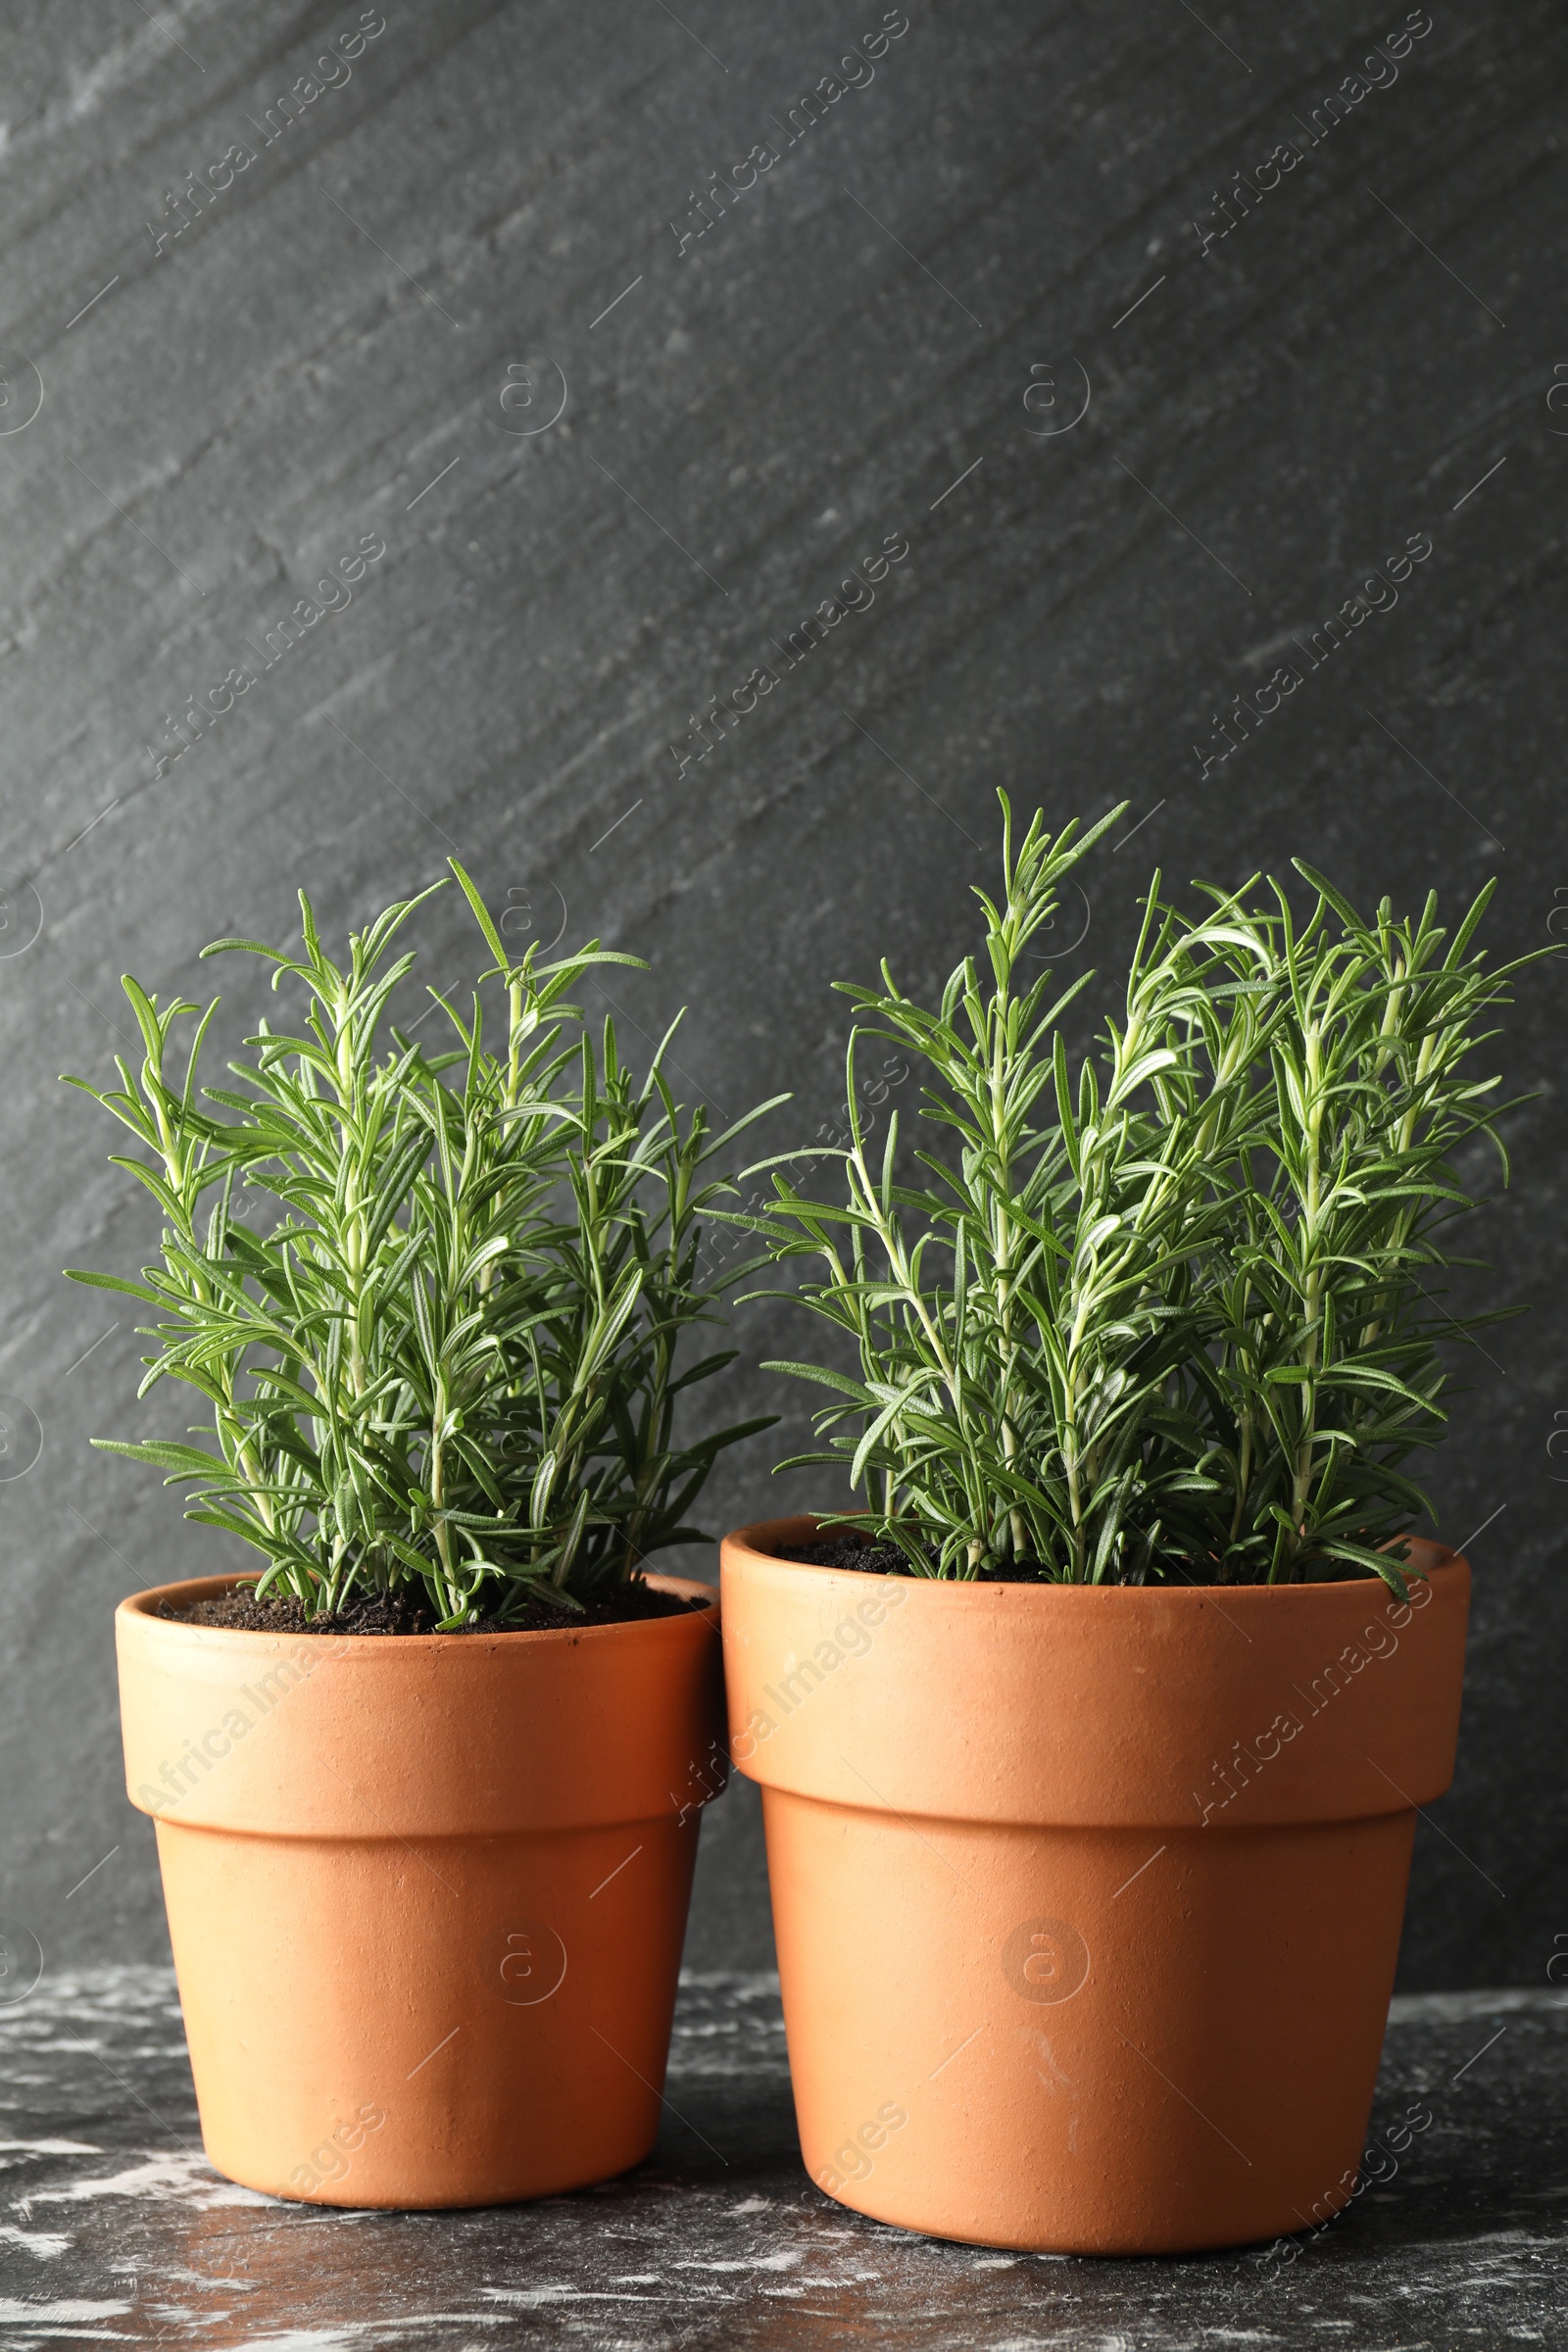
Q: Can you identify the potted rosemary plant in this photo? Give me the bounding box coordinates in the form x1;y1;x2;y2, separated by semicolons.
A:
71;867;775;2208
720;799;1537;2254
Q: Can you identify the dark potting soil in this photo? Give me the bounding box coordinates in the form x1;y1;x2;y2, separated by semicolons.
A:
778;1535;1054;1583
779;1535;1405;1589
167;1583;706;1636
777;1536;918;1576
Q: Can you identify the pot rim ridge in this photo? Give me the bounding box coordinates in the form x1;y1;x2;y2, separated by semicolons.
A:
723;1512;1463;1597
118;1568;718;1650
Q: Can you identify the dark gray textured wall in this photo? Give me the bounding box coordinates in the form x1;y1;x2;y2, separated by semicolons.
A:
0;0;1562;1994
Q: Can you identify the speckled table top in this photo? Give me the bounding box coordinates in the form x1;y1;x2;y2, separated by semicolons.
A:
0;1971;1563;2349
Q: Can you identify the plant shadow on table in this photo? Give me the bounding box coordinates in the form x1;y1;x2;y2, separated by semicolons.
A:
645;2071;803;2186
641;1997;1564;2248
638;1994;1565;2293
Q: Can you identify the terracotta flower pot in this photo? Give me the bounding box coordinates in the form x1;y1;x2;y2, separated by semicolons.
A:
117;1572;726;2209
720;1514;1470;2255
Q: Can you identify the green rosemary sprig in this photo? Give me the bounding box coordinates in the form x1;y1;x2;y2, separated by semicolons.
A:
64;867;780;1623
734;797;1544;1589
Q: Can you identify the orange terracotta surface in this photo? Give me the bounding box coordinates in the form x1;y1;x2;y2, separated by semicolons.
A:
721;1515;1470;2255
118;1573;725;2209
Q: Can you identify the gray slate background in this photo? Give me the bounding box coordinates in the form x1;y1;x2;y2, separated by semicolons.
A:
0;0;1562;1993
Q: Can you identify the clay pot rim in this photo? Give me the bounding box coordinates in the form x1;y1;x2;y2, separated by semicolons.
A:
724;1513;1464;1598
118;1568;718;1648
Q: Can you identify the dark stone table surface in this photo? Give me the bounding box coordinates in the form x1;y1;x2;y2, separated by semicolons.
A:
0;1970;1563;2348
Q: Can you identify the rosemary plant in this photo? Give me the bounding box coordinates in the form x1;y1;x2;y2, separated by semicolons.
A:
741;799;1538;1590
1160;865;1535;1586
65;869;776;1625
